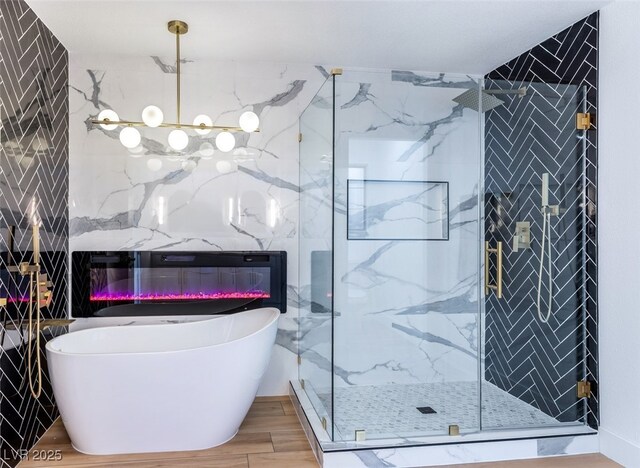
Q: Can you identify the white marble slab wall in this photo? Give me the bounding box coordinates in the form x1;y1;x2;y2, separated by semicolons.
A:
331;71;482;388
68;53;329;395
69;54;483;397
296;70;484;421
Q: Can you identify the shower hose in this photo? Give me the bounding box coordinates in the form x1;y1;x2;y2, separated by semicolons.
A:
27;270;43;398
536;210;553;323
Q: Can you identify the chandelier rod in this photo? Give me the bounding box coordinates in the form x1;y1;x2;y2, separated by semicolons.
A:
176;23;181;126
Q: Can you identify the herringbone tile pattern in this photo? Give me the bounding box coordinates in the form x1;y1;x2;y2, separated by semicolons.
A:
0;0;69;466
484;14;598;427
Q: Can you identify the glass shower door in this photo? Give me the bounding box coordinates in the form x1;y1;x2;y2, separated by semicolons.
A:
331;70;483;441
298;75;335;439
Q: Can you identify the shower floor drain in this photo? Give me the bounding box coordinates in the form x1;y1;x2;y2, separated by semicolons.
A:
416;406;437;414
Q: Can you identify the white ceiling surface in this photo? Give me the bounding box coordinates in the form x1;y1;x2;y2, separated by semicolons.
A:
27;0;609;75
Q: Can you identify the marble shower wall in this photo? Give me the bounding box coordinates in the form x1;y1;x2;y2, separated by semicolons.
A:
68;54;328;395
298;69;483;401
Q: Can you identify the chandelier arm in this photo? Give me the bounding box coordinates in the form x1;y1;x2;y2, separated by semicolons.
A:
90;119;260;133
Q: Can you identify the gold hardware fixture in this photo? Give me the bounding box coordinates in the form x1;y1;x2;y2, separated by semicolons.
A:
297;355;302;365
355;429;366;441
0;298;6;307
300;379;305;389
321;417;327;430
4;319;75;331
298;132;302;142
484;241;503;299
330;67;343;76
38;274;53;308
7;262;40;275
448;425;460;436
36;319;74;330
11;220;53;400
167;20;188;35
577;380;592;399
90;20;260;151
576;112;592;130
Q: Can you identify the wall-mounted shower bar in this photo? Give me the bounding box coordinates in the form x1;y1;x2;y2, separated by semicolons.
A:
485;241;503;299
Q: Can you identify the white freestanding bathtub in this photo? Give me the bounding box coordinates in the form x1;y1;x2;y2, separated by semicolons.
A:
45;307;280;455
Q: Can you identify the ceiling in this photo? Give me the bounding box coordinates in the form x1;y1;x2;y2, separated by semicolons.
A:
27;0;610;75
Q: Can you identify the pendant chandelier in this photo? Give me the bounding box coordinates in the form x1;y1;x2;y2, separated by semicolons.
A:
91;20;260;153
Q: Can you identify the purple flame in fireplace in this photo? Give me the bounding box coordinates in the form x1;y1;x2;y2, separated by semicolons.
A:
90;291;271;302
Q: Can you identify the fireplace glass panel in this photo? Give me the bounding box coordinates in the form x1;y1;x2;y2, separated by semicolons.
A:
89;266;272;302
72;251;287;316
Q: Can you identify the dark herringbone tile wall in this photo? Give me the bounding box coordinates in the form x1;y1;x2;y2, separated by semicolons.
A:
484;13;598;428
0;0;69;465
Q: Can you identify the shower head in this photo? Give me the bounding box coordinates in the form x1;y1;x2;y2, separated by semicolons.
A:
453;89;504;113
453;87;528;113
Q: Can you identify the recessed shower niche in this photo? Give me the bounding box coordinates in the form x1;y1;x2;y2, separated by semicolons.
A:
72;251;287;316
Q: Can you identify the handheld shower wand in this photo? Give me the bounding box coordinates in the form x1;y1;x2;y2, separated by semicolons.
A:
27;221;43;398
20;199;52;399
536;174;558;323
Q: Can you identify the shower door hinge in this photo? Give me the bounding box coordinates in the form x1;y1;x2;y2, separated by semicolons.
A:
577;380;592;399
298;132;302;142
321;417;327;430
300;379;305;389
297;355;302;365
576;112;592;130
330;67;343;76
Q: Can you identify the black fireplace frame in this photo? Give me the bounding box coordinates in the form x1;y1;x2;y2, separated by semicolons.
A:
71;251;287;317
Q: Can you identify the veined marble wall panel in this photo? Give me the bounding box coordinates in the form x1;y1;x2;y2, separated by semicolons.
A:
330;71;482;388
70;56;484;395
69;53;328;395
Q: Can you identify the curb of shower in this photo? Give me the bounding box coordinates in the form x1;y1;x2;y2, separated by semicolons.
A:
289;381;597;455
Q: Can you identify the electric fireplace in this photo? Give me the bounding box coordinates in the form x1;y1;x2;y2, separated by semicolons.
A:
72;251;287;317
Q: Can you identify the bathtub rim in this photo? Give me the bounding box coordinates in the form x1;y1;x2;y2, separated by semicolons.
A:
45;307;280;358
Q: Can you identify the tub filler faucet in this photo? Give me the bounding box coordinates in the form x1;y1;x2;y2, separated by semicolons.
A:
5;221;72;399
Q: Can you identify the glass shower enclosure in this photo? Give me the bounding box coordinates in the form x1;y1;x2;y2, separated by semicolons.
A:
297;69;593;447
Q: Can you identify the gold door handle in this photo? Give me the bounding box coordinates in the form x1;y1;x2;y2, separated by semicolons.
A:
485;241;503;299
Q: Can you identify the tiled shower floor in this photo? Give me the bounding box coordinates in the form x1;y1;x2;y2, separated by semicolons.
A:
317;381;561;439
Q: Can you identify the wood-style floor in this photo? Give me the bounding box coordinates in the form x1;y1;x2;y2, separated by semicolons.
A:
19;396;316;468
19;396;621;468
